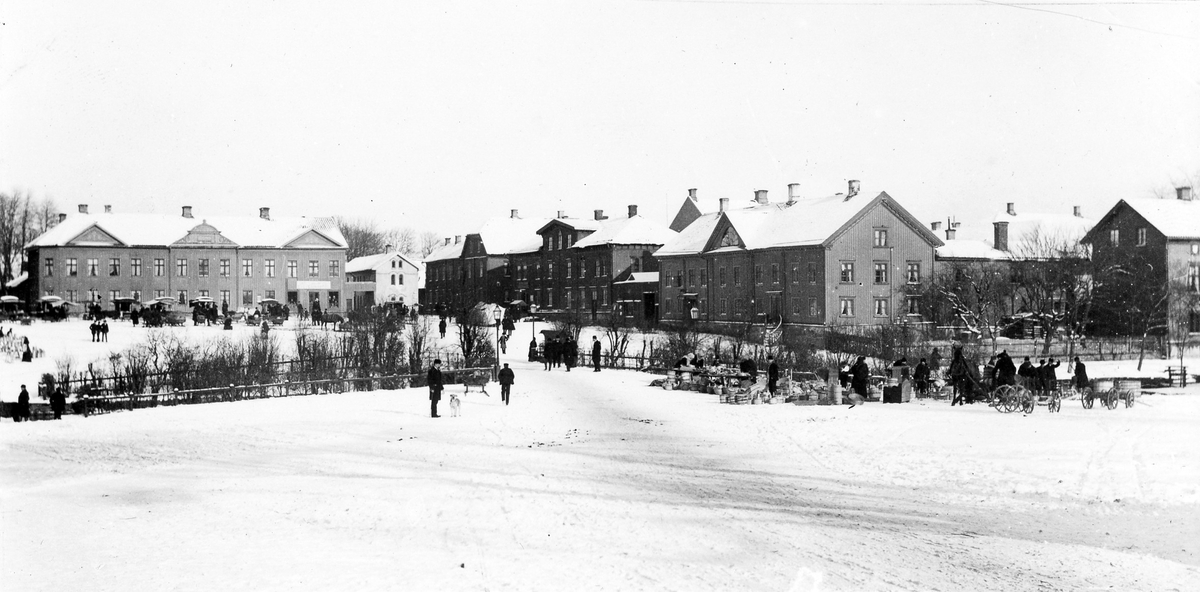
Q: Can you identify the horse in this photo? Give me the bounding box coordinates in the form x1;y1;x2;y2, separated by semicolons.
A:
314;311;345;330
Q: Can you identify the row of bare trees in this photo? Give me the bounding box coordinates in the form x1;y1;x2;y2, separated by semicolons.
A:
332;217;443;261
0;190;58;286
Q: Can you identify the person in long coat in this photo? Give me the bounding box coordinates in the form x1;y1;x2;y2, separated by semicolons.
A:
767;355;780;396
50;387;66;420
16;385;31;422
995;351;1017;387
427;359;444;418
498;363;515;405
528;339;539;363
438;317;447;339
564;338;577;371
848;357;870;407
1017;357;1035;389
1072;356;1089;390
543;338;555;371
1043;358;1062;392
949;348;977;406
913;358;930;395
591;336;602;372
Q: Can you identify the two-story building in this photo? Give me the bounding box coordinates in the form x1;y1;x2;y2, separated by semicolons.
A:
654;182;942;327
345;250;421;310
24;204;348;313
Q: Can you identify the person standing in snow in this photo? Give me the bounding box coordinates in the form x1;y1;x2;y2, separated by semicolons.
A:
529;338;539;362
498;363;515;405
766;355;779;397
1017;357;1036;389
50;387;66;420
995;351;1016;387
427;359;444;418
1042;358;1061;394
949;348;978;406
591;336;602;372
848;356;870;408
438;317;447;339
101;320;109;342
1072;357;1089;391
16;385;31;422
913;358;930;396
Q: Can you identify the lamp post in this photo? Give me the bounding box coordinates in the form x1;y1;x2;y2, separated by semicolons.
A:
493;307;502;380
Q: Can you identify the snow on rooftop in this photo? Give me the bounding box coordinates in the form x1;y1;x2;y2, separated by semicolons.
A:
345;252;418;274
1118;198;1200;240
424;240;464;263
936;239;1013;261
613;271;660;284
479;215;554;255
26;211;347;249
572;215;676;249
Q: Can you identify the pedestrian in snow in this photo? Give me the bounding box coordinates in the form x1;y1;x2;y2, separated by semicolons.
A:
849;356;870;407
767;355;779;396
1042;358;1061;393
551;336;563;368
929;347;943;375
261;320;270;337
1072;356;1089;390
995;351;1016;387
50;387;66;420
529;338;539;362
1018;356;1036;389
16;385;31;422
591;336;602;372
438;317;447;339
564;337;577;371
100;320;109;342
1034;359;1048;392
22;344;33;362
913;358;931;395
89;321;98;342
949;348;978;406
427;359;444;418
498;363;515;405
499;334;508;354
131;308;140;326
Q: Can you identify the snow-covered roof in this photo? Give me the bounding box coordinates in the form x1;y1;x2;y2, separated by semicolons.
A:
346;252;419;274
573;215;677;249
424;240;464;263
479;216;554;255
1105;198;1200;240
25;212;347;250
537;217;603;235
936;239;1013;261
656;190;940;257
613;272;660;284
5;272;27;289
990;209;1095;247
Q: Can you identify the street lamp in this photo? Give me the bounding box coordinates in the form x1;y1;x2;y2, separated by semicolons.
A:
493;307;502;380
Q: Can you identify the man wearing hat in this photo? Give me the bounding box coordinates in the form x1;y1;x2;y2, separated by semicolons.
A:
427;359;444;418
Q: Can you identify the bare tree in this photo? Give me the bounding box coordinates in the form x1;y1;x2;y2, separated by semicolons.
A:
419;231;442;259
1009;226;1093;355
916;260;1015;352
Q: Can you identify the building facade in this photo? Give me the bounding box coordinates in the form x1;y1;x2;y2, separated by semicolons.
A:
25;205;348;313
345;251;421;310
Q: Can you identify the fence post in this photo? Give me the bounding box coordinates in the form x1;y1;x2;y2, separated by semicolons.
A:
81;394;89;418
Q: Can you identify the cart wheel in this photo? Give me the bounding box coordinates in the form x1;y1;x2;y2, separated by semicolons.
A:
1021;392;1035;414
1125;391;1136;408
1081;388;1094;409
1105;390;1119;410
1006;386;1026;413
1049;392;1061;413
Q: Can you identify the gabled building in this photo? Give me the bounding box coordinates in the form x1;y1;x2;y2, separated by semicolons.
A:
654;182;943;326
1081;187;1200;336
345;250;421;310
25;204;348;313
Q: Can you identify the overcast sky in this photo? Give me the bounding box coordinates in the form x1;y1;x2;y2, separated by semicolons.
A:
2;0;1197;239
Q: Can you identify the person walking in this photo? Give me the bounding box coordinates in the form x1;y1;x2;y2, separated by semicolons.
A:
565;337;577;372
1072;356;1089;391
22;343;33;362
427;359;444;418
438;317;447;339
591;336;602;372
949;348;977;406
766;355;779;397
50;387;66;420
100;320;109;342
528;338;539;362
542;338;553;371
89;320;98;342
498;363;515;405
849;356;869;408
16;385;31;422
995;351;1017;387
913;358;930;396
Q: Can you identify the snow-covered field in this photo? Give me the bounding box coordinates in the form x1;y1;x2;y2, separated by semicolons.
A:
2;318;1199;591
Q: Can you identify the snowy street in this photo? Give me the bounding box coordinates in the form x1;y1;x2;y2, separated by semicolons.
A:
3;335;1198;591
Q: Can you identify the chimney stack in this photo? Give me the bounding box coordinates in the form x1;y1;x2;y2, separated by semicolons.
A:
847;180;860;198
594;209;606;221
931;221;942;231
454;235;462;244
78;204;88;214
58;213;67;223
1006;202;1016;216
444;237;451;246
719;198;729;212
104;205;112;214
754;189;768;205
182;206;193;218
688;188;698;201
1177;186;1193;201
787;183;799;205
259;207;270;220
627;204;638;218
510;209;519;219
385;244;393;253
945;227;957;240
994;221;1009;252
557;210;566;219
1073;206;1082;217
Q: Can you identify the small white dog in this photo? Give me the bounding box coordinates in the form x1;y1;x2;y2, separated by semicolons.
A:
448;393;462;417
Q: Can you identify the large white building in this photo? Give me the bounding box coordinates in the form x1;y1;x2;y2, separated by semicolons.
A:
345;251;421;310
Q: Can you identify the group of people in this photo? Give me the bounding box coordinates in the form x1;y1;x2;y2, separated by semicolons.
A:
538;335;582;371
88;319;110;342
10;384;67;422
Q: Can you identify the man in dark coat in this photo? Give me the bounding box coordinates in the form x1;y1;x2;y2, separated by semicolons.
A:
427;359;444;418
849;357;870;407
529;339;539;363
1072;356;1089;390
591;336;602;372
564;338;576;372
949;348;977;406
995;351;1017;387
498;363;515;405
438;317;447;339
1018;357;1036;389
913;358;930;395
1042;358;1061;392
50;387;66;420
542;338;553;371
16;385;31;422
766;355;779;396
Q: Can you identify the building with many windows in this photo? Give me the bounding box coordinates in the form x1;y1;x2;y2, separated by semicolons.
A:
24;205;348;313
654;182;942;327
345;250;420;310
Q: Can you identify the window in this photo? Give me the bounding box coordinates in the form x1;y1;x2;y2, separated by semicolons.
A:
733;267;741;286
109;290;120;303
906;262;921;284
548;262;554;279
807;263;818;284
631;256;641;273
309;260;319;277
287;260;297;278
177;290;187;303
87;258;98;276
44;258;53;277
720;298;728;316
198;258;209;277
329;260;339;277
700;269;707;286
1189;263;1200;293
754;265;763;285
220;259;230;277
154;258;165;277
200;289;210;298
675;272;683;288
174;258;186;276
595;259;603;277
809;297;819;317
874;262;888;284
688;269;696;287
840;262;854;283
87;289;100;302
719;267;726;286
1109;229;1119;246
265;289;275;300
155;289;165;299
220;290;230;305
839;297;855;317
65;290;77;302
566;260;572;279
907;296;921;315
790;265;800;284
109;258;120;276
391;274;396;285
242;259;252;277
601;287;608;306
67;258;78;276
242;290;253;305
874;229;888;247
771;264;779;284
391;260;396;268
578;259;585;279
733;298;744;317
265;259;276;278
874;298;890;317
131;258;142;277
1136;228;1147;247
1193;244;1199;255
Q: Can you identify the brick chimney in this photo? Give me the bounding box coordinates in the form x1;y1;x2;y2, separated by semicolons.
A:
510;209;519;219
104;205;112;213
945;225;957;240
1177;186;1193;201
719;198;729;212
58;213;67;223
259;207;270;220
627;204;638;218
688;188;698;201
1073;206;1082;217
182;206;193;218
78;204;88;214
994;221;1009;252
454;235;462;244
557;210;566;219
444;237;451;246
931;221;942;231
754;189;768;205
847;180;860;199
385;244;393;253
1006;202;1016;216
786;183;799;205
593;209;607;221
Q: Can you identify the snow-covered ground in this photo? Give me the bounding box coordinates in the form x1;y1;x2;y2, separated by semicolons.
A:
2;318;1199;591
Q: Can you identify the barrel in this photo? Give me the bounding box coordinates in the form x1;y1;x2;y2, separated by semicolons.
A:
830;383;842;405
1115;379;1140;397
1092;380;1114;393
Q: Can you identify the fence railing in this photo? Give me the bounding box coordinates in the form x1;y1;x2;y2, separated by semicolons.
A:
77;367;494;417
